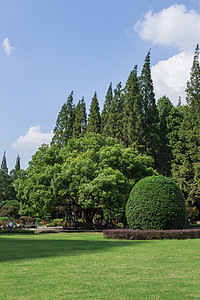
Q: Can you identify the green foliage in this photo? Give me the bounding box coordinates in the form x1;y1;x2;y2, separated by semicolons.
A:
122;65;143;149
103;229;200;240
167;104;184;159
0;169;16;204
157;96;174;176
86;92;101;134
101;82;113;130
72;97;87;138
139;50;159;163
0;229;34;234
10;154;21;180
126;175;187;230
102;84;120;138
16;134;156;220
0;200;20;219
1;151;8;174
172;45;200;219
51;91;75;148
11;47;200;223
0;216;9;221
15;145;62;217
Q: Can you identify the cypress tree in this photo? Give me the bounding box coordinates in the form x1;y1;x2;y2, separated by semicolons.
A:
122;65;143;149
86;92;101;134
10;154;21;180
0;169;16;203
73;97;87;138
101;83;113;131
172;44;200;219
139;50;159;162
1;151;8;174
167;104;184;163
115;83;125;144
102;82;122;138
0;152;16;207
157;96;173;176
51;91;75;148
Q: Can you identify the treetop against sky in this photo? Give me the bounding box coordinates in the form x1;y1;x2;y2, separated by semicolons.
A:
0;0;200;169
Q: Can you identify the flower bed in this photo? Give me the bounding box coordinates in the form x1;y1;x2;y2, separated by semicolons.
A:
103;229;200;240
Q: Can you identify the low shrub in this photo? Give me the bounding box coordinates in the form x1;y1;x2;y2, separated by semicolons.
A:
0;229;35;234
63;222;95;230
49;219;64;227
103;229;200;240
0;217;9;221
126;176;187;230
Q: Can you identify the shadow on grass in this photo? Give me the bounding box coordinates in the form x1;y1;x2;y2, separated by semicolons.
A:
0;235;150;263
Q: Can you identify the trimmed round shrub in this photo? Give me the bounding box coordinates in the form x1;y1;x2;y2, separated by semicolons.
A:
126;176;187;230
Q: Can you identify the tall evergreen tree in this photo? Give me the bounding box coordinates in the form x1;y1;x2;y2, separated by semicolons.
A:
86;92;101;134
101;83;113;131
167;104;185;162
10;154;21;180
102;82;122;138
139;50;159;163
0;153;17;217
122;65;143;149
157;96;173;176
51;91;75;148
172;44;200;219
1;151;8;174
0;170;16;202
72;97;87;138
115;83;125;144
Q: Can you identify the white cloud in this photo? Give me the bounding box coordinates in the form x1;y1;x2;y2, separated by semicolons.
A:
12;125;53;152
135;4;200;51
151;50;193;104
133;4;200;104
2;38;15;56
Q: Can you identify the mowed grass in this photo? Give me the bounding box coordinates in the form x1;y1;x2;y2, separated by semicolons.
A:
0;233;200;300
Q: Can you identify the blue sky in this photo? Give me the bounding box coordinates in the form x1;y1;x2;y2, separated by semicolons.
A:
0;0;200;169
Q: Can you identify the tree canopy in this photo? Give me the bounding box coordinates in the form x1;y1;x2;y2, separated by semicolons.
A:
15;134;157;221
1;46;200;223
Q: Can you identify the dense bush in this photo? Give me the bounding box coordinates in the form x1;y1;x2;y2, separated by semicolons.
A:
126;175;187;230
103;229;200;240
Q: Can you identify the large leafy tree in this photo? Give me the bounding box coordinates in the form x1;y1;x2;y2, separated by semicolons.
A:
51;91;75;148
172;44;200;219
15;144;62;217
16;134;156;222
86;92;101;134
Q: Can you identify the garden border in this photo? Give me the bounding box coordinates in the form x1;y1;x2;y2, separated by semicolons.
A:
103;229;200;240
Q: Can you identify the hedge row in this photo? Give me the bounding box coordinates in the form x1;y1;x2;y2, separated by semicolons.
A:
103;229;200;240
0;229;35;235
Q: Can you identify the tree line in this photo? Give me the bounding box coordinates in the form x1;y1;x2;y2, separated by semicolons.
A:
1;45;200;222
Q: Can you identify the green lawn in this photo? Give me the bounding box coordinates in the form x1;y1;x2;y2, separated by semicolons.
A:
0;233;200;300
